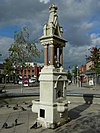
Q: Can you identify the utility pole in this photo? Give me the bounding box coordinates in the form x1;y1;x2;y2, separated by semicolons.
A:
77;66;78;87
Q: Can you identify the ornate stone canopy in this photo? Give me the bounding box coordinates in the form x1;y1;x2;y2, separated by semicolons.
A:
40;4;67;67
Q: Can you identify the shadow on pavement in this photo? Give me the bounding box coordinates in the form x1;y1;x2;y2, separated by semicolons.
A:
68;103;91;120
68;94;94;120
64;112;100;133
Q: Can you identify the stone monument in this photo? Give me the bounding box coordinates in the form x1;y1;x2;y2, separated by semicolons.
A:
32;4;68;128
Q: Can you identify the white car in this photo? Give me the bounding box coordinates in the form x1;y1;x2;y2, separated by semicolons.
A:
29;78;36;83
18;80;22;85
29;78;36;86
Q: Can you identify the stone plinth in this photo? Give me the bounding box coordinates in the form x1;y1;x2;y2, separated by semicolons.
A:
32;66;68;128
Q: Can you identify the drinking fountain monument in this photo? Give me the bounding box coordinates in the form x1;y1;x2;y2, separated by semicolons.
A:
32;4;68;128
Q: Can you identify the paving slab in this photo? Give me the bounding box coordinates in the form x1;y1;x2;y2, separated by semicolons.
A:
0;100;100;133
0;83;100;132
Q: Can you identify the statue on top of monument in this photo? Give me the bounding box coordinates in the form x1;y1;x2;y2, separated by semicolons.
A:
43;4;63;37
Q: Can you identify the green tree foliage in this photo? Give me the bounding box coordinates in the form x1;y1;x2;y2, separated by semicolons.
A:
9;27;40;65
3;58;12;76
67;70;72;80
88;47;100;74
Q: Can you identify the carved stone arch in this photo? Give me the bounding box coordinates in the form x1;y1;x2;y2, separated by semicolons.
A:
54;75;62;89
54;75;66;99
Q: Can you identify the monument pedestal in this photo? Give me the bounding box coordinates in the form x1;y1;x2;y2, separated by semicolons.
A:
32;66;68;128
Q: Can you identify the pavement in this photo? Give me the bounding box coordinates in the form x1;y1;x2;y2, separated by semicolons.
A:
0;82;100;94
0;83;100;133
67;83;100;94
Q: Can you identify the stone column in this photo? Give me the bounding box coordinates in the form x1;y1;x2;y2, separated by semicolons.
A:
59;47;63;66
44;45;48;66
50;44;54;65
54;47;57;58
54;47;57;66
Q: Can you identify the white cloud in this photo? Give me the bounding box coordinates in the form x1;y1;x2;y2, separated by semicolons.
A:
57;0;100;46
0;36;13;61
63;43;94;68
0;0;100;67
39;0;50;4
81;22;94;30
90;33;100;46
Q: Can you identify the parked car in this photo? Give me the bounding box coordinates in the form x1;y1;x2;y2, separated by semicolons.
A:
29;77;36;86
23;77;29;87
18;76;23;85
29;78;36;83
18;80;22;85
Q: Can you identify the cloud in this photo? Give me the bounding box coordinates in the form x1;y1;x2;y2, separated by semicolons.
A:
63;42;97;69
39;0;50;4
0;0;48;27
63;43;91;68
0;0;100;67
57;0;100;46
0;0;100;46
0;36;13;61
90;33;100;46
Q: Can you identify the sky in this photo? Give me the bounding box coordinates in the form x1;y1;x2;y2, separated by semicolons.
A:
0;0;100;69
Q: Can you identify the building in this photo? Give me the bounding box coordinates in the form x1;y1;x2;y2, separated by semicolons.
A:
19;63;43;79
80;65;86;72
80;61;99;85
86;61;94;70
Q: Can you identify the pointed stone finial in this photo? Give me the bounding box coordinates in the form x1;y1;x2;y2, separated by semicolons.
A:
49;4;58;13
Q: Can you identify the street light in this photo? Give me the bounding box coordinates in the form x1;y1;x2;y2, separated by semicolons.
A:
76;66;78;87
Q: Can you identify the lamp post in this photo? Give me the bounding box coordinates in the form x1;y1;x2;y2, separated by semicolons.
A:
13;65;16;83
20;65;23;93
77;66;78;87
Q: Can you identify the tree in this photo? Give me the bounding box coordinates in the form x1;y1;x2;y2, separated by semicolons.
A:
88;47;100;75
3;58;13;83
3;27;40;82
67;70;72;80
3;58;12;76
9;27;40;66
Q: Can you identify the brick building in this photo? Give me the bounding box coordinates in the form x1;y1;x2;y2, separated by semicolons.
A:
80;61;97;85
19;63;43;79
